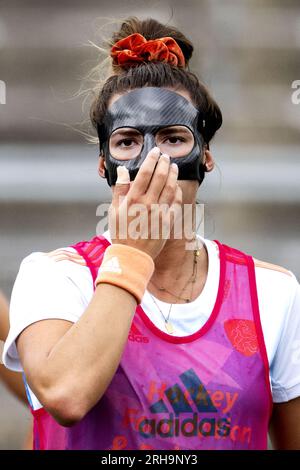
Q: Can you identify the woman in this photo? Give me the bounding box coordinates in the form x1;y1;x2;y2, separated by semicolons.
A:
2;17;300;450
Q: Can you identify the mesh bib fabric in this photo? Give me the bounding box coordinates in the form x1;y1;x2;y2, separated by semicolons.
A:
30;236;272;450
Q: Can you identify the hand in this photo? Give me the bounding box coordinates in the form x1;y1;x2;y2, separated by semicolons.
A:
108;147;182;259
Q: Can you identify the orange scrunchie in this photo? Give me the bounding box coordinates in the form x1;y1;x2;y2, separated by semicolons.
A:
111;32;185;68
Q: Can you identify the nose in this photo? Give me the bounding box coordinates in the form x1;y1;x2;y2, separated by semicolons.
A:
138;133;158;165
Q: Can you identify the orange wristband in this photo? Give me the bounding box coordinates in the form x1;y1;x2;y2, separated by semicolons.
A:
95;244;155;304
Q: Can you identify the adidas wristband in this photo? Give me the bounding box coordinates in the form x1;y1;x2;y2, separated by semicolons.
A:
95;244;155;304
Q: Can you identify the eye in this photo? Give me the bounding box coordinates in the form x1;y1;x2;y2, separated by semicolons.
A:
116;138;138;148
163;136;186;144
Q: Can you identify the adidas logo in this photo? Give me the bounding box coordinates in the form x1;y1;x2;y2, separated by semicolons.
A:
149;368;217;415
99;256;122;274
128;324;149;344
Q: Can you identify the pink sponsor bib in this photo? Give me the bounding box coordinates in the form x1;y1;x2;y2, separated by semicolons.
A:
30;236;272;450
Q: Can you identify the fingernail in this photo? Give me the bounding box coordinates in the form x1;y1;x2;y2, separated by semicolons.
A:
171;163;178;171
116;166;130;184
161;153;170;161
151;147;161;157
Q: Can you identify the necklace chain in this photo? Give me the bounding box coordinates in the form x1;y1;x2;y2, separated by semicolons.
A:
149;249;199;302
148;244;200;334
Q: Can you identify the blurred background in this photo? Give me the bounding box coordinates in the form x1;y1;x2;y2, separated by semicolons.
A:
0;0;300;448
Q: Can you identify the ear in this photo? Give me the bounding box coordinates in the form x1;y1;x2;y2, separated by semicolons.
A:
98;154;107;178
203;149;214;172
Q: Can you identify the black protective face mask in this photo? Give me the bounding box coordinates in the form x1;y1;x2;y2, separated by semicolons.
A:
97;87;206;186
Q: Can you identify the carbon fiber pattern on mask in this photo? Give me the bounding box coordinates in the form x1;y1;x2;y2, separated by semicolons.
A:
97;87;206;186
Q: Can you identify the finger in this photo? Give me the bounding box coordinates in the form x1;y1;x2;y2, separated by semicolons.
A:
146;154;171;201
175;184;183;205
129;147;161;197
168;183;183;235
158;162;179;205
112;166;130;207
168;184;183;217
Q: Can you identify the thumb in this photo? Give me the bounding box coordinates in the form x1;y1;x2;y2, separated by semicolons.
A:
112;166;130;206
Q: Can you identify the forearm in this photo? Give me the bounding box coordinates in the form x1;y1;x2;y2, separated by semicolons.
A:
269;398;300;449
0;365;28;404
28;283;137;424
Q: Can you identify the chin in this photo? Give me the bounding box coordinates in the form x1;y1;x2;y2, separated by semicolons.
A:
178;179;199;203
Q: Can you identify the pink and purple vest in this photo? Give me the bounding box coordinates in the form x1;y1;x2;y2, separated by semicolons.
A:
30;236;272;450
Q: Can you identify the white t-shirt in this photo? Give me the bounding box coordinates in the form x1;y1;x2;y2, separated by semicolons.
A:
2;231;300;405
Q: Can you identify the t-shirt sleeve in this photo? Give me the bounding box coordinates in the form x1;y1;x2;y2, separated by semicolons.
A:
270;272;300;402
2;251;90;372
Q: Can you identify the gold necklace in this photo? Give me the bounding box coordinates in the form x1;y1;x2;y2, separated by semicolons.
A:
149;240;201;301
149;250;199;302
148;248;200;334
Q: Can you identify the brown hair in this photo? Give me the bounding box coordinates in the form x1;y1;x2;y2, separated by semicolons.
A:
90;17;222;147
